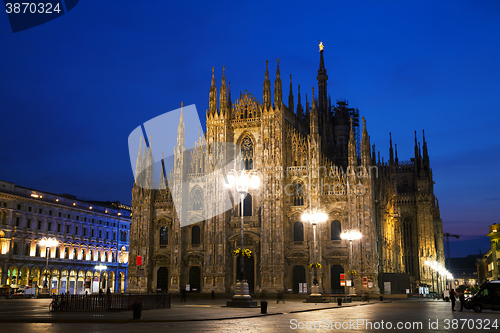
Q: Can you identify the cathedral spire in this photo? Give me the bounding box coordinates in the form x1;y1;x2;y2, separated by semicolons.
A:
227;82;232;119
372;144;376;166
177;102;185;149
422;130;429;167
263;60;271;110
395;144;399;165
389;132;394;166
310;87;318;133
348;117;357;167
274;58;282;109
288;74;294;114
296;84;303;122
361;116;371;166
317;41;328;114
209;67;217;118
414;130;419;162
220;66;228;117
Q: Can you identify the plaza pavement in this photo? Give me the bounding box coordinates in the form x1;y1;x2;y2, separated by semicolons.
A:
0;297;380;323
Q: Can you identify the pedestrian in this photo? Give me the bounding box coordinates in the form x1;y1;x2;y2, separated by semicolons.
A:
107;287;111;296
181;288;187;302
459;291;465;311
99;288;103;295
449;288;456;311
211;290;215;299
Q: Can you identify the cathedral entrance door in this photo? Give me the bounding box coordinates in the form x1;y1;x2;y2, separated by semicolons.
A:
330;265;345;294
157;267;168;292
292;265;306;294
236;255;255;293
189;266;201;293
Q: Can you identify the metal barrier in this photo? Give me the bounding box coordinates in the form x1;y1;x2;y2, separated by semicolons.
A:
49;293;171;312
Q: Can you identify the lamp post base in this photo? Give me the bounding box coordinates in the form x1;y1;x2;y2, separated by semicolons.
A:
305;285;328;303
39;287;50;297
226;280;258;307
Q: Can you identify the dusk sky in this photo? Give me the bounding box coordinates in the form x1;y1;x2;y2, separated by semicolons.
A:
0;1;498;258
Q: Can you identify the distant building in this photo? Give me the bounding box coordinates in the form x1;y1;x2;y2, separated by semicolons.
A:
0;180;131;294
477;223;500;284
449;254;481;287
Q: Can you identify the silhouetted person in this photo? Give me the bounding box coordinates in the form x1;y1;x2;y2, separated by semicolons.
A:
181;288;187;302
449;289;456;311
459;291;465;311
106;287;112;309
211;290;215;299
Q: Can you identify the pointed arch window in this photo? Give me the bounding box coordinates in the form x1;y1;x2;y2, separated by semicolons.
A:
191;188;204;211
160;227;168;245
241;136;254;170
293;222;304;241
331;220;341;240
191;225;201;245
293;182;304;206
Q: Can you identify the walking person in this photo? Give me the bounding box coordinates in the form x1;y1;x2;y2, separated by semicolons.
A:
181;288;187;302
449;288;456;311
459;291;466;311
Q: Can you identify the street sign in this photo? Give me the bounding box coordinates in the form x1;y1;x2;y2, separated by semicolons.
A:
136;256;142;266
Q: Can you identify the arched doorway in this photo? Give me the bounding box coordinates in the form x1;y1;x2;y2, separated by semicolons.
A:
292;265;306;294
189;266;201;293
77;271;85;294
157;267;168;292
69;270;77;294
85;271;93;294
119;272;125;293
330;265;345;294
101;271;108;290
51;269;59;294
236;255;255;293
60;270;68;294
20;266;29;286
109;271;115;293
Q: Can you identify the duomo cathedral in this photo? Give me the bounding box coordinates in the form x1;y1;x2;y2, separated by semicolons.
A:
127;44;445;296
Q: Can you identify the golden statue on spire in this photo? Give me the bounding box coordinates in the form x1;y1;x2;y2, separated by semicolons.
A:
319;41;324;52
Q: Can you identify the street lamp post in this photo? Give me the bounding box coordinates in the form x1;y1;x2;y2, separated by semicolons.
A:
302;209;328;303
225;169;259;308
341;230;362;295
39;237;59;295
425;259;437;298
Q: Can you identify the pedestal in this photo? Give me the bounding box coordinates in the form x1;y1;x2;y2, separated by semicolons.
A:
305;285;328;303
226;281;258;307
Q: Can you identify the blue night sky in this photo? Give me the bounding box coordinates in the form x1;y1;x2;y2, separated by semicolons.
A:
0;1;499;257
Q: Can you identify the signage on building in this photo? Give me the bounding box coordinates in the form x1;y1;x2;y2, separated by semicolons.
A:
136;256;142;266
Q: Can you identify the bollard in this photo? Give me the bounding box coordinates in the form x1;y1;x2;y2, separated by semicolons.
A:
132;301;142;320
337;297;342;306
380;296;383;302
261;300;268;314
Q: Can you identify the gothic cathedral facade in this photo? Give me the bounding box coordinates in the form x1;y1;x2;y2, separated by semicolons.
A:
128;48;445;295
